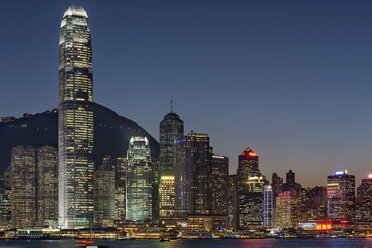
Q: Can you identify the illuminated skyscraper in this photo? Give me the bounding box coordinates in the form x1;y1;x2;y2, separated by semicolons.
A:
126;137;152;221
209;155;229;215
275;191;291;229
159;100;184;177
58;6;94;228
115;157;127;224
264;185;273;228
355;174;372;226
237;148;264;229
174;133;212;217
227;175;238;230
93;167;115;227
10;146;37;229
327;170;355;229
159;176;175;218
0;167;11;229
37;146;58;227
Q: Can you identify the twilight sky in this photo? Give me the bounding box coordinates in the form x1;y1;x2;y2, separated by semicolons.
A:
0;0;371;187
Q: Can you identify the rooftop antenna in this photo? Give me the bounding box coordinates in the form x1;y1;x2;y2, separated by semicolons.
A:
170;97;173;113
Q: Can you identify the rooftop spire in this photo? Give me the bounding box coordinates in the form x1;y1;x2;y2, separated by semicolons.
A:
170;97;173;113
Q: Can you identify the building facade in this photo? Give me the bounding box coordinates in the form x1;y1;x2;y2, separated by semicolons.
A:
264;185;273;229
159;176;175;218
126;137;152;221
174;133;212;217
237;148;264;230
37;146;58;227
10;146;37;229
209;155;229;215
327;170;355;229
58;6;94;228
355;175;372;226
275;191;291;229
227;175;238;230
159;103;184;177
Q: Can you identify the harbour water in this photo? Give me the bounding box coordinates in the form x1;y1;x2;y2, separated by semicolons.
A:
0;239;372;248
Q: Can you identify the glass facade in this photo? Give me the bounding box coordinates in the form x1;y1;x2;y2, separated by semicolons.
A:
159;176;175;218
209;155;229;215
174;133;212;217
58;6;94;229
126;137;152;221
159;109;184;177
37;146;58;227
327;171;355;228
10;146;37;229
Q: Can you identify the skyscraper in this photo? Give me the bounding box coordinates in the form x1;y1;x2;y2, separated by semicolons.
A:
58;6;94;229
227;175;238;230
159;100;184;177
355;174;372;226
275;191;291;229
209;155;229;215
237;148;264;230
159;176;175;218
264;185;273;229
327;170;355;229
37;146;58;227
174;133;212;217
126;137;152;221
10;146;37;229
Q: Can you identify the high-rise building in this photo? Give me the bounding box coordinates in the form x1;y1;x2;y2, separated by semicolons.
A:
159;176;175;219
275;191;291;229
301;186;327;222
37;146;58;227
115;157;127;225
355;174;372;226
10;146;37;229
209;155;229;215
238;176;264;229
327;170;355;229
126;137;152;221
283;170;302;194
227;175;238;230
237;148;264;230
159;100;184;177
0;167;11;229
272;173;283;200
264;185;273;229
93;167;115;227
58;6;94;229
174;133;212;217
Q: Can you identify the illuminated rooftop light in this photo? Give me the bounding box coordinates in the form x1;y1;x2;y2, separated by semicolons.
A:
248;152;257;157
335;170;347;176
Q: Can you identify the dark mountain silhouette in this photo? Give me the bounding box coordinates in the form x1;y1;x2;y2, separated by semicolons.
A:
0;102;159;173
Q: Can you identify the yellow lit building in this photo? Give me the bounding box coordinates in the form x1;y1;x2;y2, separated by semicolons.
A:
159;176;175;218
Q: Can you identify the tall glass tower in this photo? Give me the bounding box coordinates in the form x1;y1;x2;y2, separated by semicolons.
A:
159;100;183;177
126;137;152;221
58;6;94;229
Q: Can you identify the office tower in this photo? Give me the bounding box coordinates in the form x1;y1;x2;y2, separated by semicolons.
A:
58;6;94;229
209;155;229;215
283;170;302;194
10;146;37;229
238;176;264;229
93;166;115;227
227;175;238;230
0;167;12;229
174;133;212;217
37;146;58;227
355;174;372;225
159;176;175;218
237;148;264;230
272;173;283;199
264;185;273;229
126;137;152;221
301;186;327;222
115;157;127;224
159;100;184;177
327;170;355;229
237;148;260;185
275;191;291;229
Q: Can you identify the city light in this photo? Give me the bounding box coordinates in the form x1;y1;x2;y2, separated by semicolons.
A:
335;170;345;175
369;174;372;179
248;152;257;157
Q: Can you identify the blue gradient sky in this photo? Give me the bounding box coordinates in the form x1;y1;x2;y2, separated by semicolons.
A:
0;0;371;186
